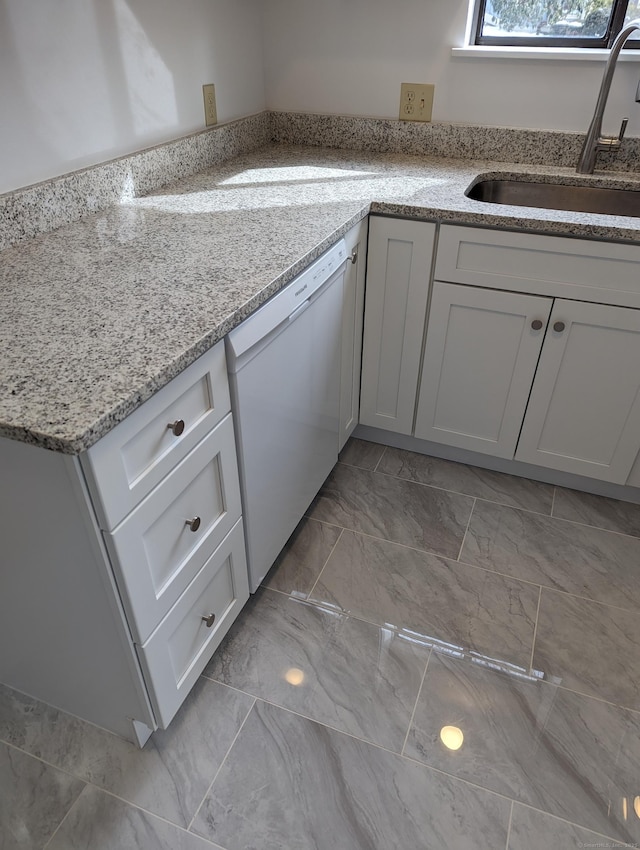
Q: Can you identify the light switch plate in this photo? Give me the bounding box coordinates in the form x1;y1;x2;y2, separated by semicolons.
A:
399;83;434;122
202;84;217;126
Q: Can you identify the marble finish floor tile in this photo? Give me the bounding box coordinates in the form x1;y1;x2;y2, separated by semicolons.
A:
461;500;640;611
47;785;223;850
553;486;640;537
0;677;253;828
191;700;511;850
533;589;640;709
312;530;538;668
338;437;386;470
508;804;621;850
307;462;473;559
262;517;341;595
0;741;85;850
405;651;640;844
378;447;554;514
203;587;430;752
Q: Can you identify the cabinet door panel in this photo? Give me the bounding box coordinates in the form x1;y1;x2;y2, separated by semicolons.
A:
415;282;552;457
516;300;640;483
360;217;435;435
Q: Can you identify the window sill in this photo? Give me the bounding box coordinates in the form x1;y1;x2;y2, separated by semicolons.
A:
452;45;640;61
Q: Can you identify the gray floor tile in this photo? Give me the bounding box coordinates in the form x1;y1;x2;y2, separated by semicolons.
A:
46;785;223;850
307;462;473;558
533;589;640;709
405;651;640;844
191;700;511;850
203;587;429;752
378;447;554;513
312;529;538;668
338;437;386;470
508;804;620;850
262;518;341;595
553;486;640;537
0;741;84;850
0;678;253;828
461;500;640;611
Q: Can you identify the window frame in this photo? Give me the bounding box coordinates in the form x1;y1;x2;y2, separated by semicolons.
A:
471;0;636;49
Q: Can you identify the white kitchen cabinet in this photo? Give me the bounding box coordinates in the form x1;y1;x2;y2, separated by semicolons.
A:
360;216;436;434
363;220;640;496
339;218;368;450
414;282;552;458
0;341;248;743
515;299;640;484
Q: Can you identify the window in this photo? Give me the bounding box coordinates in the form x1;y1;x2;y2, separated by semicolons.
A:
472;1;640;48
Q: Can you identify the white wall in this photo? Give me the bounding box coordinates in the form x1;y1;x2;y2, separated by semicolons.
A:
262;0;640;137
0;0;266;193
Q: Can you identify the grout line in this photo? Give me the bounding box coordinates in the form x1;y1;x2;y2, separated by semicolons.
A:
372;444;387;473
550;485;557;517
512;800;626;846
401;649;432;757
2;738;226;847
368;466;640;538
187;697;257;833
504;800;514;850
456;497;476;562
370;467;554;519
529;586;543;675
42;784;87;849
308;527;344;598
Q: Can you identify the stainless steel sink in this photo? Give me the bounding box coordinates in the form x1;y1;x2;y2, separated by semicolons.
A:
466;179;640;217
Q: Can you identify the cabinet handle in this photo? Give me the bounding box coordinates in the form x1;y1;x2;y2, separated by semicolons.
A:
167;419;185;437
185;516;201;532
201;613;216;628
348;250;358;265
531;319;544;331
553;321;566;333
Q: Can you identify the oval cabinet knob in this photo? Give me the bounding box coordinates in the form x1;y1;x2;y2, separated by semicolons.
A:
167;419;185;437
201;613;216;628
349;250;358;265
185;516;201;532
531;319;544;331
553;321;566;333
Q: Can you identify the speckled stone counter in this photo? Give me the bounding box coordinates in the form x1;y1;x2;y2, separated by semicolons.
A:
3;143;640;454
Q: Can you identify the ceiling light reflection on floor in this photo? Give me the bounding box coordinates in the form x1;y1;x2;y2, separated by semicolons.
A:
440;725;464;751
284;667;305;686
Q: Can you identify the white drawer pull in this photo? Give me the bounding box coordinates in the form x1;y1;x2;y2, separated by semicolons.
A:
167;419;185;437
185;516;201;532
201;613;216;628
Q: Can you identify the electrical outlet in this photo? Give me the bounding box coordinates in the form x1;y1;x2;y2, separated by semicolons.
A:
202;84;217;126
399;83;434;123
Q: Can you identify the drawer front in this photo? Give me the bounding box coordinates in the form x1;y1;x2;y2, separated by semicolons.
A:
436;225;640;307
105;414;241;644
83;341;231;530
137;519;249;728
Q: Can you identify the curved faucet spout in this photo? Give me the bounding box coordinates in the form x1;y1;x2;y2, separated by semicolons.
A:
576;22;640;174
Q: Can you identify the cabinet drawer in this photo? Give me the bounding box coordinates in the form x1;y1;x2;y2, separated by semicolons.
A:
105;413;241;644
137;519;249;728
83;341;231;530
436;225;640;307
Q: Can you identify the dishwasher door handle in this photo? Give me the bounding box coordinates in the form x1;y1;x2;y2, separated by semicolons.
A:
288;298;312;323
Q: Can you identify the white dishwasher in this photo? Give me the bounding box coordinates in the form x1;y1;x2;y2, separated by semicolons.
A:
226;239;347;592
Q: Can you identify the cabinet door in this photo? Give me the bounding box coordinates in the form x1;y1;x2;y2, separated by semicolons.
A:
515;300;640;483
360;217;436;434
339;219;368;450
415;282;552;457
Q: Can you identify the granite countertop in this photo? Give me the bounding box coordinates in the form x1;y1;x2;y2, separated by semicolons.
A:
3;143;640;454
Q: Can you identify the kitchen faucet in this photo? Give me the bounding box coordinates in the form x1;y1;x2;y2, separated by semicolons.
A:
576;21;640;174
